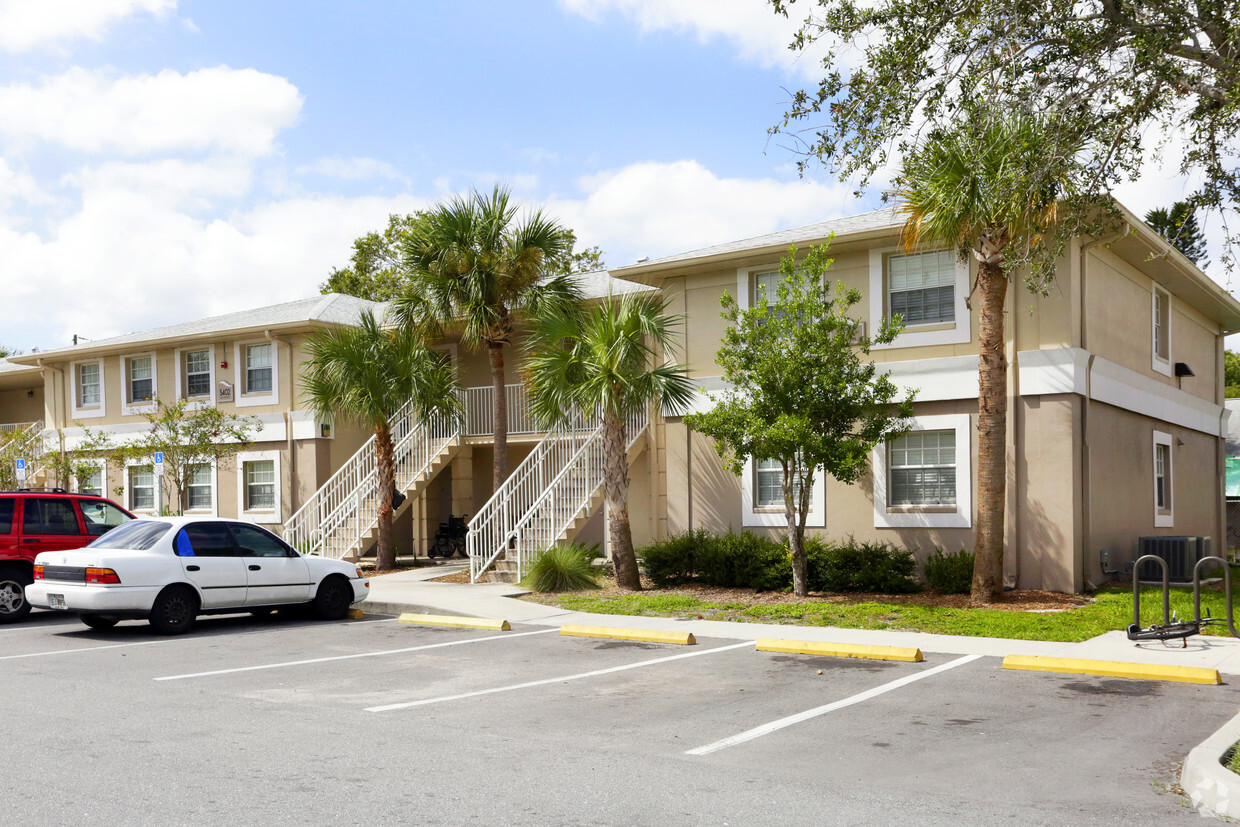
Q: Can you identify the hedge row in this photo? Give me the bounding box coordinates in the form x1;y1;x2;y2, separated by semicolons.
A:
638;530;921;594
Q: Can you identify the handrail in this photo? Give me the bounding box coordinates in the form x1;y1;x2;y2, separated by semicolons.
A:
1;419;46;486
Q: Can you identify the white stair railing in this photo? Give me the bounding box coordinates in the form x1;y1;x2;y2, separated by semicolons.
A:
283;399;459;559
468;406;648;582
1;420;46;486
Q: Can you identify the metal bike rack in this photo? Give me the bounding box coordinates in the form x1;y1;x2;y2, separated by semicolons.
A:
1126;553;1240;645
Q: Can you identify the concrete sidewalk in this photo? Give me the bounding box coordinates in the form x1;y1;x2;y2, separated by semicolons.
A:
365;565;1240;675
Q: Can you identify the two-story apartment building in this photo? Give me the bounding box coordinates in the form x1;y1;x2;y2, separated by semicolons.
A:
2;202;1235;594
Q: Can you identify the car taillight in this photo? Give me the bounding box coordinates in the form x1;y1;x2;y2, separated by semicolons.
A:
85;568;121;585
33;564;43;580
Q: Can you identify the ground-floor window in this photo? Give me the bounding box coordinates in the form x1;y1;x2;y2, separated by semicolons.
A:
185;464;213;511
129;466;155;511
888;430;956;506
1153;430;1174;527
244;460;275;510
871;413;972;529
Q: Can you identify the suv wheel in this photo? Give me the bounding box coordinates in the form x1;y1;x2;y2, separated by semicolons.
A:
0;568;32;624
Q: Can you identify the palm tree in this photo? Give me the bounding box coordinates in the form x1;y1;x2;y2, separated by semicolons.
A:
525;292;694;590
894;110;1080;602
395;185;578;492
302;310;460;570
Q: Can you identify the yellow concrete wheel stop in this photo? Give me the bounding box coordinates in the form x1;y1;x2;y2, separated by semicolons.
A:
756;638;924;662
398;613;511;631
1002;654;1221;685
559;624;696;645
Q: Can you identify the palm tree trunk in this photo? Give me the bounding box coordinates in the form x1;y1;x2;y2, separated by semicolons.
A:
972;257;1008;602
603;413;641;590
488;342;508;492
375;423;396;571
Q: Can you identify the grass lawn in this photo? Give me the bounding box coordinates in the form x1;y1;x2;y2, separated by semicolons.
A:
532;583;1240;643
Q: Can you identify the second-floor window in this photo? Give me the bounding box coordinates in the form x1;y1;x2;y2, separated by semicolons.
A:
185;349;211;398
78;362;101;407
1153;287;1170;362
752;270;780;307
888;250;956;326
129;356;153;403
245;344;272;394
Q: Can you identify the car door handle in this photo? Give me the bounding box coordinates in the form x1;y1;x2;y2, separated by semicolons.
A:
186;565;200;572
22;539;39;543
249;565;261;571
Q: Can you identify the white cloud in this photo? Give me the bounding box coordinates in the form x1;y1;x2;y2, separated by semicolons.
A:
0;0;175;53
560;0;824;79
295;156;408;183
60;158;254;210
0;66;302;157
553;159;860;265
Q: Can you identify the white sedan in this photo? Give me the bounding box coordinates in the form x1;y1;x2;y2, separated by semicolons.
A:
25;516;369;635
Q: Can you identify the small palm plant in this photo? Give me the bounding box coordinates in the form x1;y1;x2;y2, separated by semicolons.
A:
302;310;460;569
526;292;694;590
521;542;603;592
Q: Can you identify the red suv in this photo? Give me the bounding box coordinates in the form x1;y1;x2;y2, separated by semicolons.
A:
0;489;134;623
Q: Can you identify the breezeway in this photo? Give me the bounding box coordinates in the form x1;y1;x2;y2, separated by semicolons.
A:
7;611;1237;824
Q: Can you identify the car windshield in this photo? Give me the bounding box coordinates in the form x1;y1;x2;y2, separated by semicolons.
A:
86;520;171;550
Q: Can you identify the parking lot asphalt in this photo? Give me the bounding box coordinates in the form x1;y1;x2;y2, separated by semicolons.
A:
7;609;1237;825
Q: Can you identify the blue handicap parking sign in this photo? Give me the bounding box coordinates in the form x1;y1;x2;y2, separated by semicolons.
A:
15;458;24;470
154;452;164;464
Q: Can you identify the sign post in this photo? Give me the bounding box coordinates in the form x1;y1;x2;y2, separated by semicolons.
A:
154;452;165;515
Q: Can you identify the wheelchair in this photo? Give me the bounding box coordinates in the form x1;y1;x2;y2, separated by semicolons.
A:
429;514;469;559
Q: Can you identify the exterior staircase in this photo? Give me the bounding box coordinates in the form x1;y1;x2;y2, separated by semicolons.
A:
1;420;47;488
468;407;649;584
283;400;460;561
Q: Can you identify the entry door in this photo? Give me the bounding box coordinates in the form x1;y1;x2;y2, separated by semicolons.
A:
228;523;310;606
172;522;247;609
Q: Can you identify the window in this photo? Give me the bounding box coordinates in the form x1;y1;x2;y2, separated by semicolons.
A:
173;522;237;557
1152;286;1171;375
888;430;956;506
244;460;275;510
1153;430;1173;527
184;349;211;397
78;468;103;497
129;466;155;511
22;498;81;535
752;270;781;307
0;499;13;534
245;344;272;394
88;520;169;550
888;250;955;326
185;464;212;510
79;499;130;536
78;362;101;407
229;523;291;558
755;457;783;508
128;356;153;403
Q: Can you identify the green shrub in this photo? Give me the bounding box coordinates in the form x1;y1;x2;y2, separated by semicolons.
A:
806;536;920;594
924;548;974;594
639;529;709;586
522;543;603;593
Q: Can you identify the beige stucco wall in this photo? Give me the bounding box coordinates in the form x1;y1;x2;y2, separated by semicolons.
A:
0;386;43;425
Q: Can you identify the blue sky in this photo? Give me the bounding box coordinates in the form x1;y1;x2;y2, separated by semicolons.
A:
0;0;1218;351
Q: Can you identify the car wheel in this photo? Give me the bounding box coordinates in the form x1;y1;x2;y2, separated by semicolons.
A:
80;615;118;630
311;576;352;621
148;586;199;635
0;572;31;624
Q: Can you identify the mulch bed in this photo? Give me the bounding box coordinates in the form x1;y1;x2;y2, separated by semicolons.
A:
423;568;1092;611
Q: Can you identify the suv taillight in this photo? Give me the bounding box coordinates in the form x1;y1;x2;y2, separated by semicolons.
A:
33;564;43;580
85;568;121;585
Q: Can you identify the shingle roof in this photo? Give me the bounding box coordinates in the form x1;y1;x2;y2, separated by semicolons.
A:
616;207;901;272
12;294;384;361
571;269;655;298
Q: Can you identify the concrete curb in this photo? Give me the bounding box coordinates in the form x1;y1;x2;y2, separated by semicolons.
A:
1181;710;1240;819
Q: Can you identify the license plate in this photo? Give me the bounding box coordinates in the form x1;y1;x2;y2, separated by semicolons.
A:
48;594;66;610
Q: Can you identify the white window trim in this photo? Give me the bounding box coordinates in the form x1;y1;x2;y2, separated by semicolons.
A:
1153;430;1174;527
873;413;972;528
72;459;107;497
1151;285;1173;377
741;457;826;528
175;344;217;408
183;458;218;517
868;247;971;349
123;457;159;516
70;358;106;419
237;449;281;524
234;340;279;408
119;351;158;416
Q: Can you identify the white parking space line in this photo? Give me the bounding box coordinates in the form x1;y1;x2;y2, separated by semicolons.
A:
367;640;755;713
1;617;398;660
155;627;559;681
686;654;985;756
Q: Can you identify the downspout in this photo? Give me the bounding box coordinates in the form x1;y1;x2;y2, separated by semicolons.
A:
1217;329;1227;561
265;330;296;521
1078;228;1125;589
